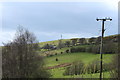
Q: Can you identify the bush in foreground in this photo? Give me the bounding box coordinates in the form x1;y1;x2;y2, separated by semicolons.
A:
63;61;85;75
63;59;115;76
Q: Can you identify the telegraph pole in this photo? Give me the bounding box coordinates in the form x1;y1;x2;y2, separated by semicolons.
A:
96;17;112;80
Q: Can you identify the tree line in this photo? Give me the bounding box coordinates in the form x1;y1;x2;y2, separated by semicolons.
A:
41;35;118;54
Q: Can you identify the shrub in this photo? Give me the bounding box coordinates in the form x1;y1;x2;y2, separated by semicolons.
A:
66;49;69;53
70;43;117;54
91;45;100;54
103;43;117;54
86;60;100;74
86;43;117;54
102;63;113;72
109;55;118;78
55;53;57;55
85;46;93;53
63;61;85;75
56;58;58;61
86;59;113;74
70;47;75;53
61;52;63;54
70;47;86;53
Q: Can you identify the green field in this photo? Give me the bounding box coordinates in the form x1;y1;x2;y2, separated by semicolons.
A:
45;52;113;67
44;52;115;78
38;34;118;78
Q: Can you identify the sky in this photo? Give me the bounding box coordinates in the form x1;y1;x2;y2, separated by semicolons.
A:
0;0;119;46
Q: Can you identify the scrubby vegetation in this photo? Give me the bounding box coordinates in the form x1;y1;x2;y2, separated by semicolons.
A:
63;59;114;76
63;61;85;75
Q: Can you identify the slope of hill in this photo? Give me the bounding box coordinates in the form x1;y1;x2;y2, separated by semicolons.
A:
38;34;118;78
44;52;115;78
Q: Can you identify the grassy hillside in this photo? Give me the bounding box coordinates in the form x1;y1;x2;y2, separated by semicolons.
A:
44;52;114;67
44;52;115;78
39;44;92;56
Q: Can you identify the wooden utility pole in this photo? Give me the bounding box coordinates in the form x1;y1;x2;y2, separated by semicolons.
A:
96;17;112;80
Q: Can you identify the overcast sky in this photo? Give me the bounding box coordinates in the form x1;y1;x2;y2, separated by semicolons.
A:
0;0;118;45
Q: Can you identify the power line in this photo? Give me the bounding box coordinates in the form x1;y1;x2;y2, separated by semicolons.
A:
96;17;112;80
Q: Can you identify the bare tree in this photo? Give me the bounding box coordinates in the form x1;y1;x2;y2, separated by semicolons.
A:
2;27;50;78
